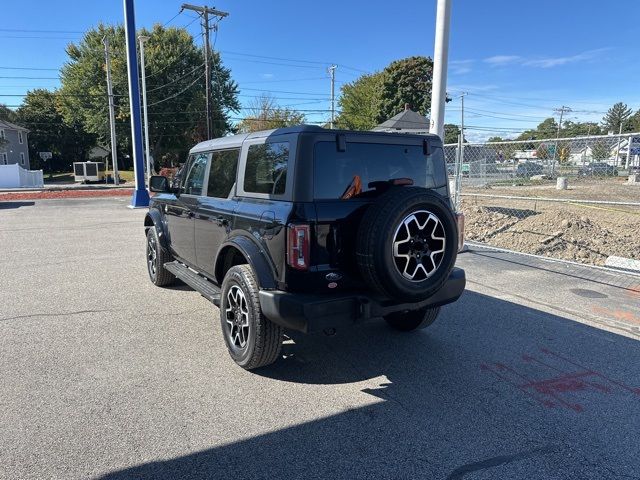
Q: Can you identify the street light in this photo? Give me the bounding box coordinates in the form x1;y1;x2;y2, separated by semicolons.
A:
138;34;151;191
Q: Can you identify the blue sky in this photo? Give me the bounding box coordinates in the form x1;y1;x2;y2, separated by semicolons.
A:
1;0;639;141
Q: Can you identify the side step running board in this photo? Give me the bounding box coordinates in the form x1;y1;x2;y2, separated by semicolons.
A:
164;261;221;306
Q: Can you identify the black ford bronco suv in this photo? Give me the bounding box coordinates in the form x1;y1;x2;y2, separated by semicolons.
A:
144;126;465;370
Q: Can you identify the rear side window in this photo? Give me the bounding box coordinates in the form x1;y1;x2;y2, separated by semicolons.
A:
182;152;209;195
313;142;447;199
207;149;239;198
244;142;289;195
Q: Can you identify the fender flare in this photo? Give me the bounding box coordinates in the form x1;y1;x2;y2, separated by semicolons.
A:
215;235;277;290
144;208;170;251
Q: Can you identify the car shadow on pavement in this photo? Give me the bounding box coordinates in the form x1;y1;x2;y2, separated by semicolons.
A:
0;201;35;209
98;290;640;480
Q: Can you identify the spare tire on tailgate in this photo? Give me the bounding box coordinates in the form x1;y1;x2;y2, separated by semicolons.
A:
356;186;458;302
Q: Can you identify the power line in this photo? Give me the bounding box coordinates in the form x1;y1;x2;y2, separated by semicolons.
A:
161;9;184;28
146;72;205;107
0;75;59;80
0;28;83;34
0;66;59;71
145;62;205;92
0;35;79;40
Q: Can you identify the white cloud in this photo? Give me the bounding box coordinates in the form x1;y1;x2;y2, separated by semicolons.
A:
522;49;607;68
484;55;522;66
260;73;275;79
449;59;474;75
484;49;608;69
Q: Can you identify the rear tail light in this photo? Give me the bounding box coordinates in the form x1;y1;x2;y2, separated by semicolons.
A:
287;224;310;270
456;212;465;252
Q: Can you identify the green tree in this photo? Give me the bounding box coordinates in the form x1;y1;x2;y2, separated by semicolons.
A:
487;136;504;143
602;102;633;133
444;124;461;144
0;104;17;150
335;72;383;130
629;109;640;132
562;121;601;137
378;56;433;123
236;94;306;133
16;89;95;171
0;103;18;123
59;23;239;168
517;118;558;140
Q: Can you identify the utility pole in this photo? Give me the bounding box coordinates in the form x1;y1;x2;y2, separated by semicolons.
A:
123;0;149;207
182;3;229;140
328;65;337;129
429;0;452;140
459;92;467;141
552;105;571;176
103;36;120;186
139;35;151;190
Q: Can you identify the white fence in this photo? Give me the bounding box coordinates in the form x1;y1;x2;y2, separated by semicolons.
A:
0;164;44;188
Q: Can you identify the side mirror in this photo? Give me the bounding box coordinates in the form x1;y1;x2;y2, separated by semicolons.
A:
150;175;171;193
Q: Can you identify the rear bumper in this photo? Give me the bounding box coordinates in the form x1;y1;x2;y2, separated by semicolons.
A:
259;267;466;333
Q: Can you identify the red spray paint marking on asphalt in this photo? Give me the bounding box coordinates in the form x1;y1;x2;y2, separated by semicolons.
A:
481;348;640;412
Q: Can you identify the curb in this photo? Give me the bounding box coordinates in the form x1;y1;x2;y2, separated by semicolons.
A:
0;184;132;193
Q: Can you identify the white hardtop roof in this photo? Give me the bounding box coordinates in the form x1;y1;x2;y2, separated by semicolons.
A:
189;129;278;154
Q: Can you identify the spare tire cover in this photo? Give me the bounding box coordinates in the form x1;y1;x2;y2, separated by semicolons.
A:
356;187;458;302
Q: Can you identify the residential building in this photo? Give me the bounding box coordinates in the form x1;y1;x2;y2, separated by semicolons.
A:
372;104;430;135
0;120;30;169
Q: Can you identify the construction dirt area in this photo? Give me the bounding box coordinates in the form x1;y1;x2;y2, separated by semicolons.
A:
461;177;640;266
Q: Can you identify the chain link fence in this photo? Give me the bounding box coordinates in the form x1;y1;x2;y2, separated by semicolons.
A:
446;133;640;273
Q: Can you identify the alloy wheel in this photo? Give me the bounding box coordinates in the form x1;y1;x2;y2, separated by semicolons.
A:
225;285;250;349
392;210;446;281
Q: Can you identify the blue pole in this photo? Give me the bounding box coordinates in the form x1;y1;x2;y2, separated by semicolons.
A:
123;0;149;208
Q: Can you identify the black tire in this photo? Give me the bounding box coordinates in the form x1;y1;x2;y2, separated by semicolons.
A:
146;227;175;287
356;187;458;302
220;265;283;370
384;306;440;331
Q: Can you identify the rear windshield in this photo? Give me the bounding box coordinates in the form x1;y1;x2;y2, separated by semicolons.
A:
313;141;447;199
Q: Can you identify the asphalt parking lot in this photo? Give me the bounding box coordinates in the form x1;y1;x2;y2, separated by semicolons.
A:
1;197;640;479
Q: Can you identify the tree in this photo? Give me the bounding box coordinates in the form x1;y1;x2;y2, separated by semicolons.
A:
444;124;461;144
236;94;306;133
0;104;17;150
562;120;601;137
58;23;239;168
378;56;433;123
335;56;433;130
17;89;95;171
335;73;383;130
517;118;558;141
629;109;640;132
0;103;18;123
602;102;633;133
487;136;504;143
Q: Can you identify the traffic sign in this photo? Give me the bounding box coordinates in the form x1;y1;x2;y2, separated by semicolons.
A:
38;152;52;161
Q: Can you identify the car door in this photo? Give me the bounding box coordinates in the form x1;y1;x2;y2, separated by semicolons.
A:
194;148;241;278
165;152;209;266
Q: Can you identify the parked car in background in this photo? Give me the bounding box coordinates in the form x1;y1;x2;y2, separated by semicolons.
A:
514;162;544;178
578;162;618;177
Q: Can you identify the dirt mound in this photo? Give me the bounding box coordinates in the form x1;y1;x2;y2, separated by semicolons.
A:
462;198;640;266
